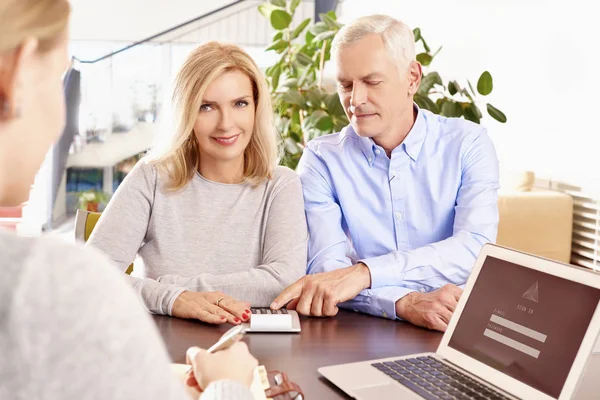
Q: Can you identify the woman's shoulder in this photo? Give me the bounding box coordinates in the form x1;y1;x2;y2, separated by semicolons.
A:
0;231;187;400
0;231;124;290
271;165;300;186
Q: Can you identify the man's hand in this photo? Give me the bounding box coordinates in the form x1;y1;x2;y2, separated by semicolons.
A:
395;284;463;332
270;263;371;317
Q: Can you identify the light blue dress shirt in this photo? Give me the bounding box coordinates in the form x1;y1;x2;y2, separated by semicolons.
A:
297;106;500;320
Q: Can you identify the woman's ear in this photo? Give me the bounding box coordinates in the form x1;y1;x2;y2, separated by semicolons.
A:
0;38;38;120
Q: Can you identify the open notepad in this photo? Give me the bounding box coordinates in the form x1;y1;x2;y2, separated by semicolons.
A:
170;363;270;400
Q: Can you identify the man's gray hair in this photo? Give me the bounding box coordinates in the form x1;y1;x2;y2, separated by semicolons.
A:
332;14;416;74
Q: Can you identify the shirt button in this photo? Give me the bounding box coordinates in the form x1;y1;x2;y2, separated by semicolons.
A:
353;308;358;312
368;157;373;163
375;149;381;155
395;212;403;220
419;288;426;293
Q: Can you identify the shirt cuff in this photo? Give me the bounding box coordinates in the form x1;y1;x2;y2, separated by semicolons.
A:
370;286;416;320
339;286;415;320
360;252;404;289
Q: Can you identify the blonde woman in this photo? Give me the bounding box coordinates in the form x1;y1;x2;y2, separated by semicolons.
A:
0;1;258;399
88;42;308;325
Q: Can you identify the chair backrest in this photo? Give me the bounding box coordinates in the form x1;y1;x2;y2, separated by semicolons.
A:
75;209;134;275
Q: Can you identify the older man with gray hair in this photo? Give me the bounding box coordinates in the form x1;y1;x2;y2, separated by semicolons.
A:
272;14;500;332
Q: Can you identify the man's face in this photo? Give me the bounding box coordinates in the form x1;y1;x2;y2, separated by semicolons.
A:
336;33;416;142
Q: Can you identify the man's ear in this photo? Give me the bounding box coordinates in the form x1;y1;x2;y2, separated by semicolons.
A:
0;38;38;119
407;61;422;96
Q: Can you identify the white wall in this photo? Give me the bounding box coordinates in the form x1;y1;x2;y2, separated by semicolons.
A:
337;0;600;186
69;0;234;41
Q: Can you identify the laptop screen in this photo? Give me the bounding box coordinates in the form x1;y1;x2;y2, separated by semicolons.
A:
448;256;600;398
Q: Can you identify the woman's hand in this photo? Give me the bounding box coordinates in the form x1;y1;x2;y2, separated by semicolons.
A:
172;291;251;325
185;343;258;391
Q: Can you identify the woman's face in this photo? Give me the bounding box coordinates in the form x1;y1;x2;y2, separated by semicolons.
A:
0;34;69;206
193;70;255;171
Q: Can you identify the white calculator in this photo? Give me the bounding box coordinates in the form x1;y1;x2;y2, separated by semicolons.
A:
242;308;301;333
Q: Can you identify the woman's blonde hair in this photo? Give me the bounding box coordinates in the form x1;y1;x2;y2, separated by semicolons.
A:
0;0;70;54
151;42;278;190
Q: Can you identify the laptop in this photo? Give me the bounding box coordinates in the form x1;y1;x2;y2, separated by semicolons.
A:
319;244;600;400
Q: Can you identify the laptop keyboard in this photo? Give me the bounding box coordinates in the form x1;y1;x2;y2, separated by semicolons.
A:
371;356;512;400
250;308;288;314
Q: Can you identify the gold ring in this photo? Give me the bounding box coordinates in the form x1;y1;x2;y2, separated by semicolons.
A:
215;296;225;307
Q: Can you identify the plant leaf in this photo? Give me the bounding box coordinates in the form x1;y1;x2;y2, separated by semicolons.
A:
441;101;462;118
271;10;293;30
284;137;301;154
421;37;431;52
468;80;476;95
281;78;299;88
306;88;324;108
477;71;493;95
272;31;283;41
487;103;507;123
310;21;329;35
463;103;481;124
270;0;286;7
289;0;301;14
258;3;276;18
266;39;288;52
416;53;432;66
271;65;281;90
414;93;439;114
292;18;311;39
413;27;422;42
304;109;329;129
320;13;341;30
417;72;442;96
295;52;313;66
282;89;305;107
314;30;337;42
324;93;345;117
448;81;461;96
316;115;334;131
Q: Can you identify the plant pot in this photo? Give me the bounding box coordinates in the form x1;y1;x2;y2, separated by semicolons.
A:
86;202;99;212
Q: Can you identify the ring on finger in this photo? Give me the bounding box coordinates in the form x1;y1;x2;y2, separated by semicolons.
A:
215;296;225;307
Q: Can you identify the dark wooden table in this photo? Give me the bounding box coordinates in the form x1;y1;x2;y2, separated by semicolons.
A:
153;310;442;399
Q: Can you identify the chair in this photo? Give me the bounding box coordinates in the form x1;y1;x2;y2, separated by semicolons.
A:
75;209;134;275
496;171;573;263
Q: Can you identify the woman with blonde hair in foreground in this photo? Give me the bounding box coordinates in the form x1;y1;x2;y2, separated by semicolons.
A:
0;1;257;398
88;42;307;325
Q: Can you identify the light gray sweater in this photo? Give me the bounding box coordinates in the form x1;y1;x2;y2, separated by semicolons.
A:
0;230;253;400
87;160;308;315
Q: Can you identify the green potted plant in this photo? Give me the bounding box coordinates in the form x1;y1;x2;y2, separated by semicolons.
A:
411;28;506;124
75;190;109;212
259;0;507;169
259;0;347;169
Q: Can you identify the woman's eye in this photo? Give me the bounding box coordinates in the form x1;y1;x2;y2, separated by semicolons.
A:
200;104;213;112
235;100;249;108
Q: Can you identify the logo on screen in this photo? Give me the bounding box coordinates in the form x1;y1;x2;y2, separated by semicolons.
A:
522;281;539;303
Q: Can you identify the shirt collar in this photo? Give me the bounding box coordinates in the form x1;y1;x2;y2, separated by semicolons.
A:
352;103;427;165
402;104;427;162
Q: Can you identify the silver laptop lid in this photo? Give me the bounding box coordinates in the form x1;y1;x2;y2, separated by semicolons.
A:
437;244;600;400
